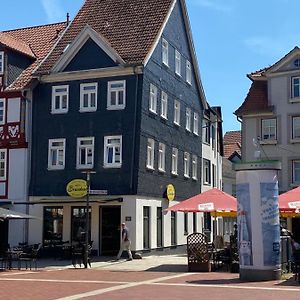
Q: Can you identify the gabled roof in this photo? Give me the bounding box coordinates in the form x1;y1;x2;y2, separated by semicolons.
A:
2;22;67;91
235;80;272;116
223;130;241;159
0;32;35;58
36;0;174;74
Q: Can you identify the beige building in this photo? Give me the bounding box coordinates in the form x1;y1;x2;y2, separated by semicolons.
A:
235;47;300;237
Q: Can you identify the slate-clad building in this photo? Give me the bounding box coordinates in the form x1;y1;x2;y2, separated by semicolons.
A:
1;0;208;255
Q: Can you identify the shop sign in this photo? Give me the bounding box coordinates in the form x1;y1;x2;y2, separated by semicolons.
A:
66;179;87;198
166;184;175;201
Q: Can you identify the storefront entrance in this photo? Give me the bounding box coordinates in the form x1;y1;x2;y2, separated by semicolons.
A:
99;206;121;256
292;218;300;241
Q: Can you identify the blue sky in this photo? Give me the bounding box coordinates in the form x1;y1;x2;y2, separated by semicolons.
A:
1;0;299;133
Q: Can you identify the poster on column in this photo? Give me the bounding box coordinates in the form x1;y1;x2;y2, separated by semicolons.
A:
236;183;253;266
260;183;280;266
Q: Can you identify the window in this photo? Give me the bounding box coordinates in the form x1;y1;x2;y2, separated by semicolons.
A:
184;213;188;235
43;207;63;246
212;164;217;187
48;139;66;170
107;80;126;110
211;124;216;149
80;83;97;112
192;155;197;180
104;136;122;168
171;211;176;245
292;116;300;139
203;119;210;144
71;207;91;243
262;118;276;140
175;50;181;75
77;137;94;169
292;77;300;98
184;152;190;178
193;213;197;233
294;59;300;67
174;100;180;125
0;149;7;180
203;159;211;185
0;51;4;74
186;60;192;84
162;38;169;66
146;138;155;169
158;143;166;172
171;147;178;175
0;99;5;125
51;85;69;114
293;160;300;184
149;84;158;113
193;112;199;135
157;207;163;248
143;206;150;249
186;107;191;131
160;91;168;119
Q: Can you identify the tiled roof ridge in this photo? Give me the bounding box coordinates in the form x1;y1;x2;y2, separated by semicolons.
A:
3;21;67;34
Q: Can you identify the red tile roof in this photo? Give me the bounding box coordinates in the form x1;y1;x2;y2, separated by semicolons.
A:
2;22;67;91
235;80;272;116
223;131;241;159
36;0;174;74
0;32;35;58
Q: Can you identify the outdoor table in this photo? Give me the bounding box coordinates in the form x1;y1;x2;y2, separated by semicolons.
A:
6;250;24;269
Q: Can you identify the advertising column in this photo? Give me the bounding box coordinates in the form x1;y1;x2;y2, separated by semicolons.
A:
235;161;281;281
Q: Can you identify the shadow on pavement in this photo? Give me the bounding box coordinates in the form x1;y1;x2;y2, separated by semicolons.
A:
187;278;241;285
275;274;300;287
145;264;188;272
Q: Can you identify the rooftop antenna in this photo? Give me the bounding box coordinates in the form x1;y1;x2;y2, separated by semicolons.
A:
66;13;70;26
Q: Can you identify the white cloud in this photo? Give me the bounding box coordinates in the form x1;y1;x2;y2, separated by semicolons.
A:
189;0;235;13
41;0;65;23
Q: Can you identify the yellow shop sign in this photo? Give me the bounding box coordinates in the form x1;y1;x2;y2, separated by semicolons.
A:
166;184;175;201
66;179;87;198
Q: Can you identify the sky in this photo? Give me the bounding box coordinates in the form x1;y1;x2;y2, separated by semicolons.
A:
1;0;300;133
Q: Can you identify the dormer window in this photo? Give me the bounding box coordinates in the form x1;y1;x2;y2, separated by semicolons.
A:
0;52;4;74
162;38;169;67
294;59;300;67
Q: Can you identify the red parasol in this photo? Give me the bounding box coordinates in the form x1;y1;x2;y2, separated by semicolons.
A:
279;186;300;213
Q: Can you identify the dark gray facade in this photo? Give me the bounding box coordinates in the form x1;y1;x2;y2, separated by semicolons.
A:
30;0;204;201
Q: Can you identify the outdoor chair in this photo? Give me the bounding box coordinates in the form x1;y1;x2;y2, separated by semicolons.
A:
19;243;42;270
71;241;93;268
187;233;212;272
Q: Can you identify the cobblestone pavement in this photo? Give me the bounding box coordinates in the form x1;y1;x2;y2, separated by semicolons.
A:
0;255;300;300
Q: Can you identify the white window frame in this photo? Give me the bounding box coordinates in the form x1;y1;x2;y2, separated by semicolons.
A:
0;149;7;181
107;80;126;110
162;38;169;66
184;152;190;178
292;76;300;99
175;50;181;76
186;60;192;84
146;138;155;170
203;119;210;144
48;138;66;170
51;85;69;114
149;84;158;114
161;91;168;119
262;118;277;141
193;112;199;135
174;100;180;126
158;143;166;172
186;107;191;132
293;160;300;184
76;137;94;169
80;83;97;112
171;147;178;175
192;155;197;180
104;135;122;168
0;98;6;125
203;159;211;185
0;51;4;74
292;116;300;139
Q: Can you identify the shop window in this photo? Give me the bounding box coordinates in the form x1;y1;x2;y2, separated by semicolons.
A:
43;207;63;246
71;207;91;243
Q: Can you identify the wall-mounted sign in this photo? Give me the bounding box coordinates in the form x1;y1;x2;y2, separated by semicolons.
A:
125;216;132;221
166;184;175;201
66;179;87;198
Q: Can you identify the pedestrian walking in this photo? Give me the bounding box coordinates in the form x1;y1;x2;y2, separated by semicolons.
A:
116;223;133;261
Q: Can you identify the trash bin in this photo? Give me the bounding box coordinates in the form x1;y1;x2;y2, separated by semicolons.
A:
281;235;292;272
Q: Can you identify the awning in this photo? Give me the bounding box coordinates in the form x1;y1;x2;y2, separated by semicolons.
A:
165;188;237;215
279;186;300;214
0;207;39;220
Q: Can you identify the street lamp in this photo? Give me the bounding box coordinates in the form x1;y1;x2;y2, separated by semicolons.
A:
81;170;95;268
